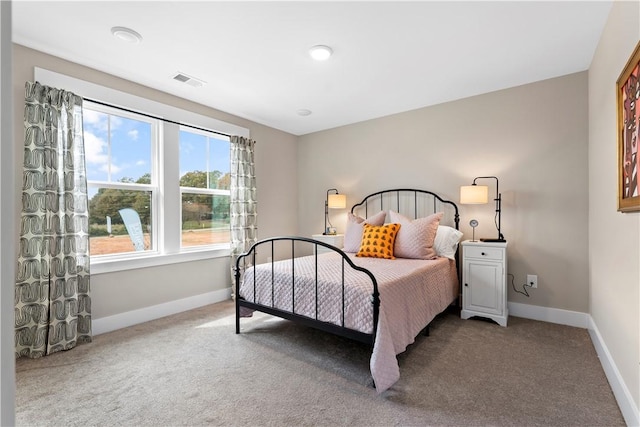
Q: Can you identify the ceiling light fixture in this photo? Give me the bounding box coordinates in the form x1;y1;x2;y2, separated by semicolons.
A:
111;26;143;44
309;45;333;61
297;109;312;116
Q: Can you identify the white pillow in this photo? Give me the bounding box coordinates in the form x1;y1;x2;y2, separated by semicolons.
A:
343;211;386;252
433;225;463;260
388;210;442;260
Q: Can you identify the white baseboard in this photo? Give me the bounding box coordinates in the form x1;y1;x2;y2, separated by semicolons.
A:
508;301;639;426
92;287;232;336
92;296;638;424
588;316;640;427
507;301;589;328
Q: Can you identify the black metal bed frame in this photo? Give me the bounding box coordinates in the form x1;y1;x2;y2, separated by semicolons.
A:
235;237;380;345
234;188;460;347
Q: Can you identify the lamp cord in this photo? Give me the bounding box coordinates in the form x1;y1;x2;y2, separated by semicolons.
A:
327;205;334;229
494;211;504;240
508;273;530;297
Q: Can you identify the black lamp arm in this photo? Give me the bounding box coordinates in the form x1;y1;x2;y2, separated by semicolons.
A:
471;176;504;241
324;188;339;235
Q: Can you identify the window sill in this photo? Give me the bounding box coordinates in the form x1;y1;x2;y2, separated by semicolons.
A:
91;247;231;275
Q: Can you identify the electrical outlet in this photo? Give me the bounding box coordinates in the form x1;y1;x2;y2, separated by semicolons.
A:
527;274;538;288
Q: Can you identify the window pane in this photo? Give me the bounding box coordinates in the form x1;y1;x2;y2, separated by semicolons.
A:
181;193;230;247
89;188;153;256
83;109;110;182
83;108;152;184
111;116;152;183
180;130;230;189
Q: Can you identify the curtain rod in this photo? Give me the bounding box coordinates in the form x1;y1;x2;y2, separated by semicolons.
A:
83;97;232;139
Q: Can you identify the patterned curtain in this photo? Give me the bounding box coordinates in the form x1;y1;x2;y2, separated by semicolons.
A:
15;81;91;358
230;136;257;297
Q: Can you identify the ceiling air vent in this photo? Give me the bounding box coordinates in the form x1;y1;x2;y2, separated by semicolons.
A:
171;72;206;88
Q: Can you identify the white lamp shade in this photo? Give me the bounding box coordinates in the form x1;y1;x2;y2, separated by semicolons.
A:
460;185;489;204
327;193;346;209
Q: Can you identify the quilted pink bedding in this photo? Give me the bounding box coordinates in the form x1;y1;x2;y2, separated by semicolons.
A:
239;252;459;393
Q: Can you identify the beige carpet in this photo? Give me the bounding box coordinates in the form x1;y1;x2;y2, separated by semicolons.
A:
16;300;624;426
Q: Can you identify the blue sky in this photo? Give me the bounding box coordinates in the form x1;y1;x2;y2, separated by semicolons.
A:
83;108;230;186
179;130;230;180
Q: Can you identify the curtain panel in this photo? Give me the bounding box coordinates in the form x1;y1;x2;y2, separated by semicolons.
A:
230;136;257;296
15;81;91;358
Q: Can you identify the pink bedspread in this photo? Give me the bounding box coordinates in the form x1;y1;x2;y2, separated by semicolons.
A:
239;252;458;393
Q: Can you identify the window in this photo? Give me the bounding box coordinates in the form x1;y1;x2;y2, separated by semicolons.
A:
84;106;157;257
84;104;231;259
35;67;249;272
179;128;231;249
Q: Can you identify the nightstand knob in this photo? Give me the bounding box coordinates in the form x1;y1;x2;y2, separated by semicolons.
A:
464;283;468;287
481;252;486;256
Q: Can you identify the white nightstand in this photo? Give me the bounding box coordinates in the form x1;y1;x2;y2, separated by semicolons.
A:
460;240;508;327
311;234;344;254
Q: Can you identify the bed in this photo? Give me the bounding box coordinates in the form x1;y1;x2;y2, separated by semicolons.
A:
234;188;462;392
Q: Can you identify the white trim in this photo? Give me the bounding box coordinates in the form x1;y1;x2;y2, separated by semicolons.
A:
588;316;640;427
91;247;230;275
507;301;589;328
509;302;639;425
92;287;232;336
33;68;250;138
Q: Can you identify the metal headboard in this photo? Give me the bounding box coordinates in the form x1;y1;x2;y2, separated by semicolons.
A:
350;188;460;230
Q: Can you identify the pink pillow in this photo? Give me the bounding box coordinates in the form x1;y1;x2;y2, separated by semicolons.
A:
388;211;443;259
343;211;386;252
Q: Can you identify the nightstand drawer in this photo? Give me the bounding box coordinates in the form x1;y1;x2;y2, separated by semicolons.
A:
464;246;504;261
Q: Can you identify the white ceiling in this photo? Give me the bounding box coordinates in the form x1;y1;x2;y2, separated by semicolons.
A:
12;1;612;136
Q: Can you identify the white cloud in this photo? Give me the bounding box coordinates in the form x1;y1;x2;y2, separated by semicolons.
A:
100;163;121;175
82;109;122;132
83;131;108;166
83;109;105;125
84;131;122;175
128;129;139;140
82;109;108;132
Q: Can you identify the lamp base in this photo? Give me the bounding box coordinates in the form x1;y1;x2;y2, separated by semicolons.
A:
480;238;506;243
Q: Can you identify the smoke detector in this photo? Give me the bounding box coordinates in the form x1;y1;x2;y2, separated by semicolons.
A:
111;26;142;44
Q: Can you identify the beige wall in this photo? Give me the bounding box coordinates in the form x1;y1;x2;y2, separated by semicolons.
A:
588;0;640;413
298;72;590;313
12;45;299;319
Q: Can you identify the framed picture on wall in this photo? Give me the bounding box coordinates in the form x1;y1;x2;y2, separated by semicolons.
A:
617;40;640;213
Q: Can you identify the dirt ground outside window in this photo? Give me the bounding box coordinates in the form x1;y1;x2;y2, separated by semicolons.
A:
90;229;230;256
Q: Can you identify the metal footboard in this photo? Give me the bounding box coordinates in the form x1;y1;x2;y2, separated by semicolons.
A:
234;236;379;346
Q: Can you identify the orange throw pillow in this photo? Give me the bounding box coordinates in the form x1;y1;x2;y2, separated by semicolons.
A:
356;223;401;259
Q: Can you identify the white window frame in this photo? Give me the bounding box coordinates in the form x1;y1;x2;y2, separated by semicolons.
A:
35;68;249;274
179;125;231;251
85;102;160;258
